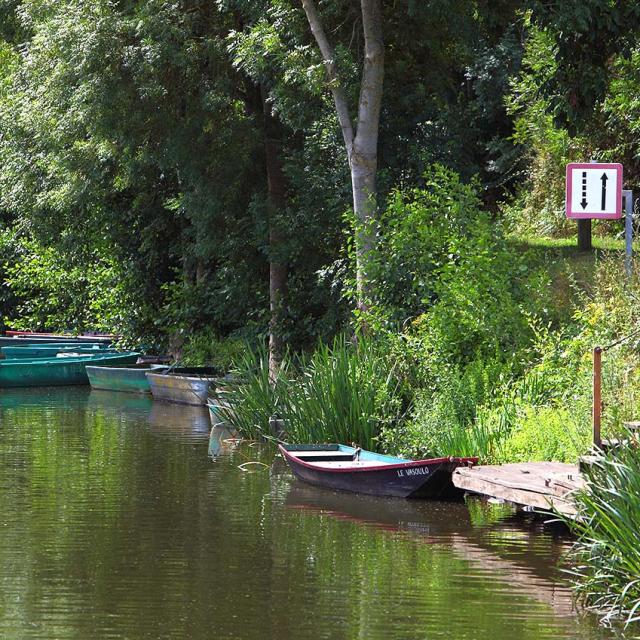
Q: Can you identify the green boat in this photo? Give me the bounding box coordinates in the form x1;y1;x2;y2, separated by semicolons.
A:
1;344;110;359
0;336;112;347
0;352;140;388
86;363;169;394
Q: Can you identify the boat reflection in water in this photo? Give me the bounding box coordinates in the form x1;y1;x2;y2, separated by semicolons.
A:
208;424;241;458
87;388;154;418
282;482;577;621
148;401;211;441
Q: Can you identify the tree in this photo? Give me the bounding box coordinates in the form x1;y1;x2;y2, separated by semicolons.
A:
301;0;383;314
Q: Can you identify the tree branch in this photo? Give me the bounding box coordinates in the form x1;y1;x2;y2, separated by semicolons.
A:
300;0;355;158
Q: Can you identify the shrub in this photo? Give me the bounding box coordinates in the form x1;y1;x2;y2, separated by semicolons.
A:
180;329;246;370
379;358;513;460
501;406;590;463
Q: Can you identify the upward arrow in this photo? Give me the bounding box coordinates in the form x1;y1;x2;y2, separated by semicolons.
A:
601;173;608;210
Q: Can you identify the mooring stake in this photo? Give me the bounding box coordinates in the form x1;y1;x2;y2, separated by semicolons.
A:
593;346;602;449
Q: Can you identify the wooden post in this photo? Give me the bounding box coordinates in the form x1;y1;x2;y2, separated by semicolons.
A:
593;346;602;448
578;219;592;250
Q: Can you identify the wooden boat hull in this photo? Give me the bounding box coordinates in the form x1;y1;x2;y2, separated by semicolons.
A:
146;368;221;405
86;364;169;394
0;352;140;387
280;444;477;499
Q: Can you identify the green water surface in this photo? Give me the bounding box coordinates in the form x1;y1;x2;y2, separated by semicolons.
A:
0;388;621;639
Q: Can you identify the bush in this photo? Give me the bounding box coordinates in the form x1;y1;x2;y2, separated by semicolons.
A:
501;406;590;463
180;329;246;370
367;166;541;359
379;358;513;460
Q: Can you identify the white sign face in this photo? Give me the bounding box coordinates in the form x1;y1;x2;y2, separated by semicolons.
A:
566;163;623;219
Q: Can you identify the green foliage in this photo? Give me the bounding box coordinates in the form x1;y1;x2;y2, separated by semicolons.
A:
501;406;590;463
366;166;540;365
281;336;404;450
505;22;586;236
216;344;288;440
565;442;640;626
1;231;133;333
180;329;246;370
219;336;405;450
380;359;511;460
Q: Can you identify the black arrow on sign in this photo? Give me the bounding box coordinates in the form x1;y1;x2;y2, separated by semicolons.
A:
601;173;608;210
581;171;588;209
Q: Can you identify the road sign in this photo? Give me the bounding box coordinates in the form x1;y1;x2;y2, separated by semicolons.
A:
566;162;623;219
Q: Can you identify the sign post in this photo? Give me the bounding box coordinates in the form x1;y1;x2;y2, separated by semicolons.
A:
566;162;623;250
624;190;633;278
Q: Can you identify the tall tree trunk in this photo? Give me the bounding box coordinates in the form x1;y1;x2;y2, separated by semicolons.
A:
301;0;384;315
264;100;289;380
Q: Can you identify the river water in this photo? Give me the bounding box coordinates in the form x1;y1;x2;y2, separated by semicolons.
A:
0;387;621;639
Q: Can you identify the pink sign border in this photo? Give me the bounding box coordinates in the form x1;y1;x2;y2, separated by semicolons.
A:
566;163;623;219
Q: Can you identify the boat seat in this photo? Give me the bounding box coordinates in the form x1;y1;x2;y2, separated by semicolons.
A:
312;460;391;468
292;451;355;462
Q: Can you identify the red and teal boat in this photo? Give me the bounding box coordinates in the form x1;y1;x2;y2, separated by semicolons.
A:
279;444;477;499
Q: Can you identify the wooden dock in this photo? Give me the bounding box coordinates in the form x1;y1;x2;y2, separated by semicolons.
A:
453;462;585;517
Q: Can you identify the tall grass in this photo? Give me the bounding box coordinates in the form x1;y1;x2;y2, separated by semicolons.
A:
217;336;405;450
214;344;290;440
281;336;403;450
564;440;640;627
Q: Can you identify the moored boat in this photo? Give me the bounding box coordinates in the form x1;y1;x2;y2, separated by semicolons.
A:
2;344;110;359
146;368;222;405
279;444;478;499
0;352;140;388
5;330;114;341
86;363;169;394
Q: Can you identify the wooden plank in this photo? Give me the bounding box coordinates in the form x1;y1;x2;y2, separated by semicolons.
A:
453;462;581;517
455;464;582;496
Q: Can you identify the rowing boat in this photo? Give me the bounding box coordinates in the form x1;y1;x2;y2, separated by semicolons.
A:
146;368;222;405
279;444;477;499
86;363;169;393
2;344;109;359
0;352;140;387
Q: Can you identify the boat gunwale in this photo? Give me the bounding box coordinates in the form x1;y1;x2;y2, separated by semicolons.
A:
86;364;168;373
279;444;477;474
145;372;221;383
0;352;140;366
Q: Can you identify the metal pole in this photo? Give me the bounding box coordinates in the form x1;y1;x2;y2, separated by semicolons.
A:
593;346;602;449
624;189;633;278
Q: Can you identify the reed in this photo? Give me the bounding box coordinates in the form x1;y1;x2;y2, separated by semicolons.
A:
214;344;290;440
564;440;640;627
281;336;403;451
218;336;404;450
